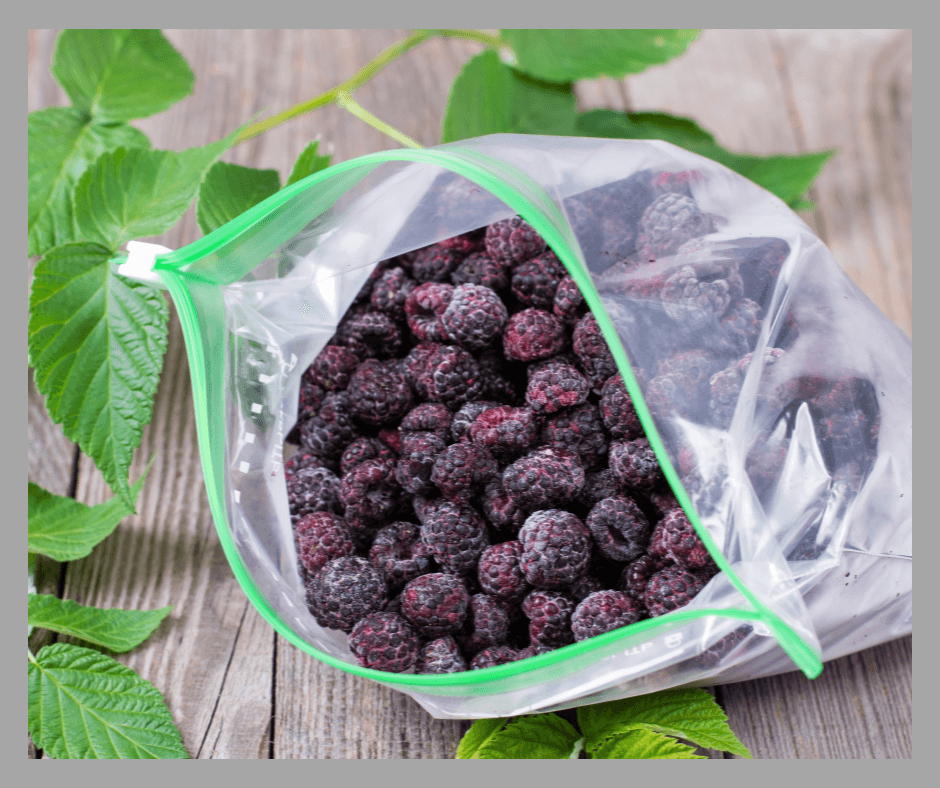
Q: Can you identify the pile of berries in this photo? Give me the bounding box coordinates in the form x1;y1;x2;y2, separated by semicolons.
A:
575;171;881;527
285;211;723;674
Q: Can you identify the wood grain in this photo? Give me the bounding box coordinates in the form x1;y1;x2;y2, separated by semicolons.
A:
28;29;911;759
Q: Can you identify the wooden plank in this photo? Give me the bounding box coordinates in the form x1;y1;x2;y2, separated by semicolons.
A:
770;29;912;337
720;636;913;759
627;29;912;758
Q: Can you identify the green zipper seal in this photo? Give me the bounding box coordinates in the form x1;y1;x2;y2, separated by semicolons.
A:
144;142;822;690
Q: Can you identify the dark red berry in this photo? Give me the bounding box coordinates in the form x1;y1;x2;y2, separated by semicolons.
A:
349;612;421;672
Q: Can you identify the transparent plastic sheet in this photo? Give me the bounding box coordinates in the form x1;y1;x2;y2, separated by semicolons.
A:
128;135;911;719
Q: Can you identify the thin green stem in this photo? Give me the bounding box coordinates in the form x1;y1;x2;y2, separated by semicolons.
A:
28;645;38;664
336;92;424;149
235;29;502;144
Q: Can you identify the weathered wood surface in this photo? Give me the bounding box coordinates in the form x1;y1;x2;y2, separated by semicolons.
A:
27;29;911;759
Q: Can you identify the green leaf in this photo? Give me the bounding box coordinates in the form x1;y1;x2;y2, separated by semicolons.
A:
577;688;753;758
442;50;577;143
71;138;235;250
575;110;834;210
28;473;147;561
28;594;171;653
28;244;169;510
28;108;150;258
456;717;508;758
285;140;332;187
502;29;700;83
589;729;705;759
52;29;193;123
461;714;582;759
28;643;188;758
196;161;281;235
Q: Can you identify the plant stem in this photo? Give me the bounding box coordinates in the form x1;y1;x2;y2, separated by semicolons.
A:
336;92;424;149
235;29;502;144
28;646;38;664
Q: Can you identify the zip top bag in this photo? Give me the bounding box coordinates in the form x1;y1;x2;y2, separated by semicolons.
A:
114;135;912;718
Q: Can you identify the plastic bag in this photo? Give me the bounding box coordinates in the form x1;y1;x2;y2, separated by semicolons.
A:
115;134;911;719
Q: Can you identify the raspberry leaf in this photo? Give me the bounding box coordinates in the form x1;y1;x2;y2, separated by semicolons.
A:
458;714;582;759
72;138;236;250
28;244;169;511
588;729;705;759
196;161;281;235
28;473;148;562
51;29;193;123
286;140;332;187
27;643;188;759
455;717;507;758
502;30;700;83
575;110;834;212
28;594;171;653
28;108;151;258
576;688;753;758
442;50;577;143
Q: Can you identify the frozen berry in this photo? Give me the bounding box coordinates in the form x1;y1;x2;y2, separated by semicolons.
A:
306;556;387;633
600;374;643;440
485;217;547;266
578;470;622;509
525;362;590;414
308;346;360;392
661;265;735;327
338;458;399;528
481;478;528;534
417;636;468;674
468;406;540;461
541;403;608;470
518;510;592;590
451;400;500;442
347;359;413;426
336;309;403;359
425;345;486;410
451;251;510;291
572;313;618;390
411;243;465;284
655;509;716;571
294;512;355;576
440;283;508;351
644;566;712;617
400;403;453;439
637;192;715;258
553;276;587;324
349;612;421;672
620;554;672;600
300;392;359;462
462;593;511;654
340;437;396;475
609;438;663;492
586;495;650;563
503;447;585;511
287;465;341;520
420;501;490;576
470;645;519;669
431;442;498;505
405;282;453;342
477;541;529;602
503;309;567;363
522;590;575;647
571;590;642;641
400;572;469;638
370;266;416;321
511;250;567;309
396;432;448;495
369;521;435;592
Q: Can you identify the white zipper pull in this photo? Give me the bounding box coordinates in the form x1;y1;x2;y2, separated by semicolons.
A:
114;240;173;288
